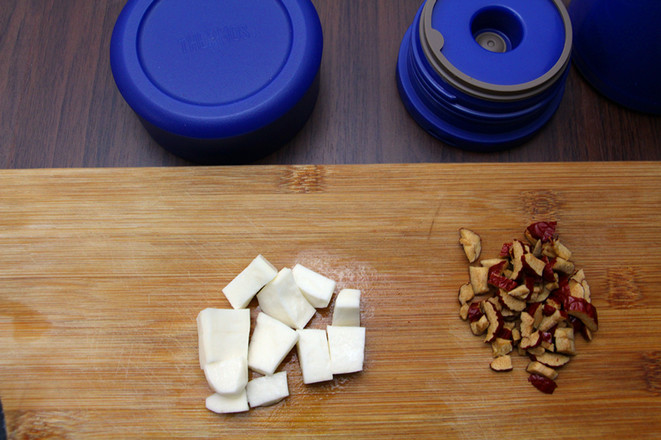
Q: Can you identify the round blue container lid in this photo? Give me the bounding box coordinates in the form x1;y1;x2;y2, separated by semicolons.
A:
110;0;323;141
418;0;571;101
431;0;566;86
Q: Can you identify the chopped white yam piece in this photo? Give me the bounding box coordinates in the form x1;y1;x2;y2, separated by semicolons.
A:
332;289;361;326
246;371;289;408
296;329;333;384
203;356;248;395
248;312;299;375
205;390;249;414
291;263;337;308
222;255;278;309
327;325;365;375
257;268;316;329
197;308;250;369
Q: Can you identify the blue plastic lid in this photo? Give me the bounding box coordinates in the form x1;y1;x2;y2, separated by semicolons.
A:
418;0;571;101
110;0;323;141
431;0;566;86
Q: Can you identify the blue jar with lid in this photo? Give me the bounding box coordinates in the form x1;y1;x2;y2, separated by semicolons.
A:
396;0;572;151
110;0;323;163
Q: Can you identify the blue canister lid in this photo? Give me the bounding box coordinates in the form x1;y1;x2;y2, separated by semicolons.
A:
427;0;568;94
110;0;323;163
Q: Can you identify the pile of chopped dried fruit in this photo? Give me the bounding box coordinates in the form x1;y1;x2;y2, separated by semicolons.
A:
457;222;598;394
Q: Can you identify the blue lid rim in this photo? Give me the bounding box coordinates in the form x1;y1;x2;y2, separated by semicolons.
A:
419;0;572;102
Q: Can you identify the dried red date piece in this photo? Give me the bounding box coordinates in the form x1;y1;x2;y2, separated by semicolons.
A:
467;302;484;322
496;327;513;340
499;242;513;258
542;304;557;316
541;256;556;282
528;374;558;394
564;296;599;331
526;221;557;243
489;272;518;292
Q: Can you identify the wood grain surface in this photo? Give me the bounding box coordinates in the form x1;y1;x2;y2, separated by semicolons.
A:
1;162;660;439
0;0;659;168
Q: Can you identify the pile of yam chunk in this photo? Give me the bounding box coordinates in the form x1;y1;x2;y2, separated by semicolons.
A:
458;222;598;394
198;255;365;413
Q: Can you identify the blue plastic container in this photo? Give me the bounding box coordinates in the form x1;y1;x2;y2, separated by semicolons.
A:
396;0;572;151
110;0;323;163
570;0;661;115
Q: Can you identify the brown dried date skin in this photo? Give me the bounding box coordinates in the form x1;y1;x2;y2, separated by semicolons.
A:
489;271;518;291
527;221;557;243
528;373;558;394
467;302;483;322
499;242;513;257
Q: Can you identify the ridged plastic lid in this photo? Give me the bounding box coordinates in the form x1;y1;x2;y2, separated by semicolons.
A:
110;0;323;139
419;0;571;101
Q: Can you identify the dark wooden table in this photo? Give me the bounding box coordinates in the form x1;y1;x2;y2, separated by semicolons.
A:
1;0;659;168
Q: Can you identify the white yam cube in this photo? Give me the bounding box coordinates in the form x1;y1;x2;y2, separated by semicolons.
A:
203;356;248;395
292;263;336;308
327;326;365;375
296;329;333;384
246;371;289;408
205;390;249;414
222;255;278;309
197;308;250;369
248;312;299;375
257;268;316;329
332;289;361;326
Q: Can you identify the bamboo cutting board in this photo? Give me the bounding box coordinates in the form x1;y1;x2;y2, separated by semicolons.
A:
1;162;660;439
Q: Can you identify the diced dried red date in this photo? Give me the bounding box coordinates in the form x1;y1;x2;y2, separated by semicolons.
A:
542;304;557;316
526;221;557;243
526;302;541;316
524;274;537;293
488;272;518;292
488;260;518;291
540;330;553;344
542;256;556;282
548;277;570;308
564;296;598;330
488;260;508;276
568;315;585;333
528;373;558;394
499;242;513;258
467;302;483;322
496;327;513;340
557;274;571;296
